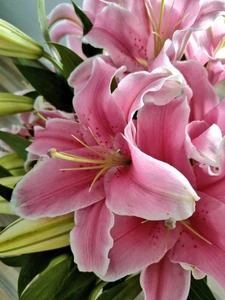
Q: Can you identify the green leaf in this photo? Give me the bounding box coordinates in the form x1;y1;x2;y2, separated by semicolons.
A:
15;57;47;68
24;91;39;100
20;254;72;300
82;43;103;58
55;265;97;300
0;184;13;201
0;166;12;178
98;275;142;300
51;43;83;78
0;255;24;267
71;1;93;35
18;250;63;297
15;64;74;112
188;276;216;300
0;131;31;160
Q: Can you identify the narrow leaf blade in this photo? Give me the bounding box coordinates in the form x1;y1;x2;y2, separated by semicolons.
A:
15;64;74;112
51;43;83;78
0;131;30;160
71;1;93;35
188;276;216;300
20;254;72;300
98;275;142;300
0;184;13;201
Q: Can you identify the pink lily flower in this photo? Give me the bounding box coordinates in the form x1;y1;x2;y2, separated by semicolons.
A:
11;57;198;224
47;1;225;72
185;98;225;176
71;188;225;298
186;99;225;207
71;98;225;297
69;78;195;276
186;16;225;85
85;0;225;71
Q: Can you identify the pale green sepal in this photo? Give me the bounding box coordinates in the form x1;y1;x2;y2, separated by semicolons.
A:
0;153;24;170
0;19;44;59
0;93;34;116
0;213;74;256
0;176;23;188
0;198;13;215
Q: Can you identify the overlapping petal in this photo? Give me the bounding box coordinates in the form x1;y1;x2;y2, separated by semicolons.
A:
69;57;126;145
106;139;199;221
27;119;85;156
174;60;219;121
11;149;105;219
70;200;114;276
140;256;190;300
170;192;225;288
137;98;195;184
102;215;179;281
86;4;149;71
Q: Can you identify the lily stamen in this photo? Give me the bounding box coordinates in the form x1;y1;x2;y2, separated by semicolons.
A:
48;128;131;191
146;0;190;58
181;220;212;245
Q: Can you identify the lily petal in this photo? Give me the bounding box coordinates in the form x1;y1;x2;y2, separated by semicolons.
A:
69;57;126;146
27;118;86;156
11;149;105;219
86;4;148;72
106;140;199;221
70;200;114;276
170;192;225;288
175;60;219;121
140;255;190;300
102;215;179;281
137;98;195;185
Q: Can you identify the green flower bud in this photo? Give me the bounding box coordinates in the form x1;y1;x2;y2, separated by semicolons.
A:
0;93;34;116
0;19;44;59
0;213;74;256
0;198;13;215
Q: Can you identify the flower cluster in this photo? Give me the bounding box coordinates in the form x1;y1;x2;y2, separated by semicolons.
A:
1;1;225;299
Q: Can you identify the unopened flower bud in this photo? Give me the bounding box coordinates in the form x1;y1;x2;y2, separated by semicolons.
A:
0;213;74;256
0;93;34;116
0;19;44;59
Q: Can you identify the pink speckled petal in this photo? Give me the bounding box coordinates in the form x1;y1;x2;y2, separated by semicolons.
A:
170;192;225;288
102;215;179;281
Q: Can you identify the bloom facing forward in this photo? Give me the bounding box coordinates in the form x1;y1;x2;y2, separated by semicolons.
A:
70;96;225;298
11;57;198;223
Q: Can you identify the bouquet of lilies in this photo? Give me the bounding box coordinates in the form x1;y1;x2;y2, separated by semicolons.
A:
1;0;225;299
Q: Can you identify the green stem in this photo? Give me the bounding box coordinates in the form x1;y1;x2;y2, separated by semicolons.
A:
43;51;63;73
88;281;108;300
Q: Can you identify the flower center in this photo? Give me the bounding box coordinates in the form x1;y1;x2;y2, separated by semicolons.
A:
145;0;190;58
48;127;131;190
